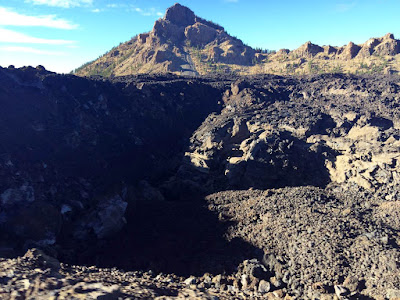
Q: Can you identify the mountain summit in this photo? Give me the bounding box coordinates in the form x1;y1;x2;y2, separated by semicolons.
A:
75;3;400;77
75;3;255;77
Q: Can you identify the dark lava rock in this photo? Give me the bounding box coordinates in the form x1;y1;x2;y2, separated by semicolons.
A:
1;67;400;299
0;66;223;252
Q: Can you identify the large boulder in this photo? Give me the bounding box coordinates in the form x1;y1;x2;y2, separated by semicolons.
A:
73;194;128;240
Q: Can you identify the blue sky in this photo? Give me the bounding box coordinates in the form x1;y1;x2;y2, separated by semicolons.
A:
0;0;399;73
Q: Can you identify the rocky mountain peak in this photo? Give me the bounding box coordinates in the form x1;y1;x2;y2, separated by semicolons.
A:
384;32;395;40
75;2;257;77
164;3;196;27
293;41;324;57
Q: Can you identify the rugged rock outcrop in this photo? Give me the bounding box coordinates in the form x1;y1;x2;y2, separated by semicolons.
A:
357;38;381;58
292;41;324;58
185;22;218;46
75;3;255;77
164;3;196;27
357;33;400;57
338;41;361;60
280;33;400;62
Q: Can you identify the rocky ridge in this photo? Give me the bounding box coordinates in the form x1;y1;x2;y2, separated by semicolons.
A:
289;33;400;60
261;33;400;76
74;4;400;77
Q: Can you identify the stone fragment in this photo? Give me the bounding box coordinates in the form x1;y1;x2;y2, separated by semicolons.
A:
15;279;30;290
342;275;360;292
334;285;350;298
212;274;222;287
241;274;250;290
387;289;400;299
242;259;268;280
312;282;329;294
74;194;128;240
273;289;285;298
226;285;235;292
270;276;283;288
23;248;60;270
258;280;271;294
184;276;197;285
282;270;291;284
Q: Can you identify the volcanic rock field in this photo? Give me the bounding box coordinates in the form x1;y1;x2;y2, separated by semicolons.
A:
1;66;400;299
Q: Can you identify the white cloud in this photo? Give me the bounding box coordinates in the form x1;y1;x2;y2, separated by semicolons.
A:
335;2;356;12
0;46;66;56
106;3;162;17
0;28;76;45
131;7;163;17
91;8;101;13
0;7;77;29
106;3;123;8
27;0;93;8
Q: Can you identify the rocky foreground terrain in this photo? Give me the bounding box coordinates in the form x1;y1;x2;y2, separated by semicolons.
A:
74;3;400;77
1;66;400;299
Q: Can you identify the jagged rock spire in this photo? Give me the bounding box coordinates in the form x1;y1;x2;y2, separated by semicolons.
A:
164;3;196;27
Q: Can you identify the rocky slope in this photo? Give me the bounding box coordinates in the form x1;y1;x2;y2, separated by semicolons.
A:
74;3;400;77
1;66;400;299
164;74;400;298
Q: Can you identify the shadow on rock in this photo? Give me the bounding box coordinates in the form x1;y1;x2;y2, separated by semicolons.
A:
224;131;333;190
59;197;262;277
163;130;336;199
